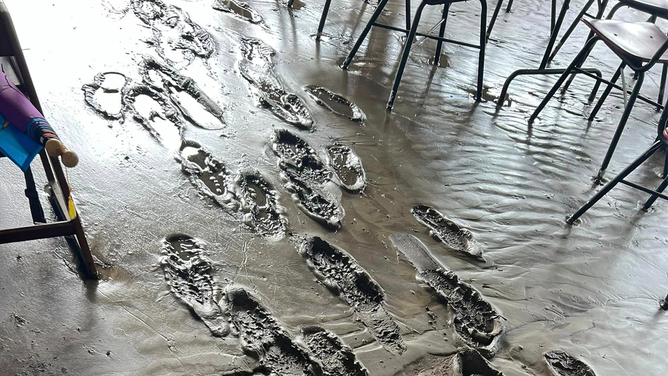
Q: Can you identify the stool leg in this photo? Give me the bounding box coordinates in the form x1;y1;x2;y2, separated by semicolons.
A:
567;140;662;224
387;2;426;109
588;61;625;121
342;0;391;69
477;0;487;101
486;0;504;42
434;3;450;66
316;0;333;41
529;37;598;123
596;72;645;181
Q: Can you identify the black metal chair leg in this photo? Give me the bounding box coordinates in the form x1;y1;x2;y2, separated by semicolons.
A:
596;72;645;181
567;140;662;223
505;0;514;12
24;168;46;224
434;3;450;66
387;1;426;109
342;0;391;69
658;64;667;108
477;0;487;100
529;37;599;123
547;0;596;63
316;0;333;40
643;174;668;210
288;0;295;7
486;0;504;42
588;62;625;121
406;0;412;31
539;0;572;69
551;0;557;32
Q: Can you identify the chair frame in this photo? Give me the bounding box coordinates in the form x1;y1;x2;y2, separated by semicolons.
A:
0;1;97;279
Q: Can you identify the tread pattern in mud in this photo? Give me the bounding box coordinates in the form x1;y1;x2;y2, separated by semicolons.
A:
325;143;367;192
390;234;504;358
224;286;324;376
238;38;313;129
179;141;236;209
544;350;596;376
300;326;369;376
82;72;131;120
213;0;264;25
304;86;366;123
299;237;405;353
159;235;229;336
412;205;484;261
233;170;287;238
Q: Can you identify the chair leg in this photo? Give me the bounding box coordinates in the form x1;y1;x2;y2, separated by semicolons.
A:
547;0;596;64
73;215;98;279
24;168;46;224
406;0;411;31
434;3;450;66
643;174;668;210
529;37;599;123
596;72;645;181
505;0;514;12
567;140;662;224
342;0;391;69
658;64;667;109
316;0;333;40
387;2;427;110
588;61;625;121
288;0;295;7
486;0;504;42
477;0;487;101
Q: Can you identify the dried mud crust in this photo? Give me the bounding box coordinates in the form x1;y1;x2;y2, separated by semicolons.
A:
213;0;264;25
139;56;226;129
130;0;215;65
412;205;484;261
398;348;504;376
159;234;229;336
300;326;369;376
82;72;131;120
224;286;324;376
299;237;405;353
233;170;288;238
544;350;596;376
238;38;313;129
325;143;367;192
304;85;366;123
179;141;236;209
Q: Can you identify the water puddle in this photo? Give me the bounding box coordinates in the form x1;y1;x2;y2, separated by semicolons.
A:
325;144;367;192
411;205;484;261
82;72;131;120
299;237;406;353
390;235;505;358
300;326;369;376
179;141;236;209
233;170;288;239
159;234;230;337
544;350;597;376
213;0;264;25
238;38;313;129
304;85;366;123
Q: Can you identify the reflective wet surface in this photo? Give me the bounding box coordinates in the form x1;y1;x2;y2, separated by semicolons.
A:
1;0;668;374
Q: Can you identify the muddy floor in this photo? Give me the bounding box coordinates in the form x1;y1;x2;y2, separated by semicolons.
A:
1;0;667;374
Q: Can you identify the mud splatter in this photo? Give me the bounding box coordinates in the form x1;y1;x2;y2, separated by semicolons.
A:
412;205;484;261
300;326;369;376
238;38;313;129
304;86;366;123
179;141;236;209
131;0;214;66
224;285;324;376
390;234;504;358
82;72;131;120
325;144;367;192
159;234;229;337
233;170;288;238
299;237;405;353
213;0;264;25
399;348;504;376
544;351;596;376
139;56;226;129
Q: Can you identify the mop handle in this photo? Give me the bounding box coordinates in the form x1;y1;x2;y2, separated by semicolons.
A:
45;138;79;167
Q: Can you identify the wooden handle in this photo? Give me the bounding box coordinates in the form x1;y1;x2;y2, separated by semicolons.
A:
46;139;79;167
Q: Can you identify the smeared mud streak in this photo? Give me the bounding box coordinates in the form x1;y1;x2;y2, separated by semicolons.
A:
399;348;504;376
139;56;225;129
304;85;366;123
159;235;230;336
82;72;131;120
238;38;313;129
224;286;324;376
123;83;184;141
179;141;236;209
234;170;287;238
213;0;264;25
544;351;596;376
390;234;504;358
131;0;215;65
325;144;367;192
300;326;369;376
411;205;484;261
299;237;405;353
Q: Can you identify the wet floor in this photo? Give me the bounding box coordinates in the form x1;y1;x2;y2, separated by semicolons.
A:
1;0;667;374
